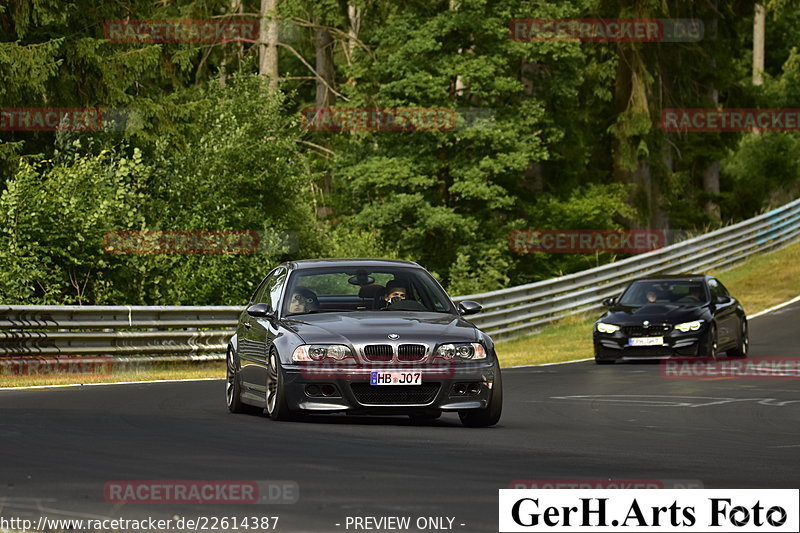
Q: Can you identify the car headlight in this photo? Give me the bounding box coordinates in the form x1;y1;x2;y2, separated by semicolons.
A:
674;320;703;333
596;322;621;334
292;344;353;362
435;343;487;360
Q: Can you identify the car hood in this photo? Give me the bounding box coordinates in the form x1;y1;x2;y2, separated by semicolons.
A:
282;311;478;345
600;303;709;325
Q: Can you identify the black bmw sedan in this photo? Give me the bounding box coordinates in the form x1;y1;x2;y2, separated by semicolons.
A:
593;275;748;364
226;259;502;427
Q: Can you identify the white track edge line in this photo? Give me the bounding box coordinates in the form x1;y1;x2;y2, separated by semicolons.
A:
746;295;800;320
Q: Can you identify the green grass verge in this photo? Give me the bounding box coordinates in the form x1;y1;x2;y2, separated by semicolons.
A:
0;361;224;388
497;314;596;367
2;239;799;387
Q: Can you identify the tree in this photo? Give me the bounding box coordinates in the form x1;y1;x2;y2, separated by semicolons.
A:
259;0;279;85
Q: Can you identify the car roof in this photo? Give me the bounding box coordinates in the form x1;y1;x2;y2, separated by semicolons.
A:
632;274;711;282
281;258;422;270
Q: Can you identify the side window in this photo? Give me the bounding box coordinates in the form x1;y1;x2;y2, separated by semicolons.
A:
707;279;722;298
251;270;276;304
709;278;729;298
265;269;287;310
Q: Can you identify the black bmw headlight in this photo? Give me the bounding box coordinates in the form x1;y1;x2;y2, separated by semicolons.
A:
595;322;621;334
673;320;704;333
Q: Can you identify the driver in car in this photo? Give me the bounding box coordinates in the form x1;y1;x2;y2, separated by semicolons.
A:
688;285;705;301
382;280;408;307
288;287;318;314
677;285;704;303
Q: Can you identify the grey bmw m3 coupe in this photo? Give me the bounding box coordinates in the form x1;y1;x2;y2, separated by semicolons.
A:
226;259;502;427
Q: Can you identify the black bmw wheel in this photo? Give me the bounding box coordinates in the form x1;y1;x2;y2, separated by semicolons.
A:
728;319;749;358
699;324;719;359
459;366;503;428
266;348;294;421
226;346;246;413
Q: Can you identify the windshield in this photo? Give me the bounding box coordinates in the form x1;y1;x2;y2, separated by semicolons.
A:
618;280;708;306
282;267;455;316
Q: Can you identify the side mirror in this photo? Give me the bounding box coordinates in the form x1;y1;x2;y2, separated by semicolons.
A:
602;297;616;307
458;300;483;315
247;302;274;318
715;295;731;304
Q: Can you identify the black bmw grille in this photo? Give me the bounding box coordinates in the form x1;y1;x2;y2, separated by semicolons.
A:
397;344;426;361
622;325;672;336
363;344;393;361
350;383;440;405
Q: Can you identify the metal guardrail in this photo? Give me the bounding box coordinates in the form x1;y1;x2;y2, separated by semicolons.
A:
453;198;800;339
1;198;799;357
0;307;240;357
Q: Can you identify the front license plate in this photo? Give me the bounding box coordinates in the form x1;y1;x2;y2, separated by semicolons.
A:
628;336;664;346
370;371;422;386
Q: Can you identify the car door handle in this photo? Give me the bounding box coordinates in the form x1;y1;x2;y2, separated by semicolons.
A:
244;321;252;329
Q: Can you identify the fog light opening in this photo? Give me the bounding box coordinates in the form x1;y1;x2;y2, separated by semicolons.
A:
454;384;467;395
467;383;481;394
306;384;321;397
321;384;337;397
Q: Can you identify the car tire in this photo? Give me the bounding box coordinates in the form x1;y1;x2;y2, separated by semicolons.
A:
699;323;718;359
226;345;247;414
266;348;294;421
459;366;503;428
727;319;749;358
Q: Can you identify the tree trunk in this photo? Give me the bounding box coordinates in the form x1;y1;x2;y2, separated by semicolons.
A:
612;44;666;229
702;160;721;220
313;14;336;213
449;0;465;100
345;3;362;65
524;162;543;192
219;0;243;86
258;0;279;88
702;14;721;221
314;25;335;109
658;143;673;232
753;3;765;86
520;58;542;192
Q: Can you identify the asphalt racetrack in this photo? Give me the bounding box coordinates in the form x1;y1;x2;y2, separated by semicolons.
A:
1;301;799;532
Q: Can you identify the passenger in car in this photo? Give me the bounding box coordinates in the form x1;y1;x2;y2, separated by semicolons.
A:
358;284;384;300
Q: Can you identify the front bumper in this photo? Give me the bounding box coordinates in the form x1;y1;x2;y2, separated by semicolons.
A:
594;326;709;361
282;361;499;414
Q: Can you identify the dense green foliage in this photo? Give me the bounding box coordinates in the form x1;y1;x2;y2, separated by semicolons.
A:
1;0;799;304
